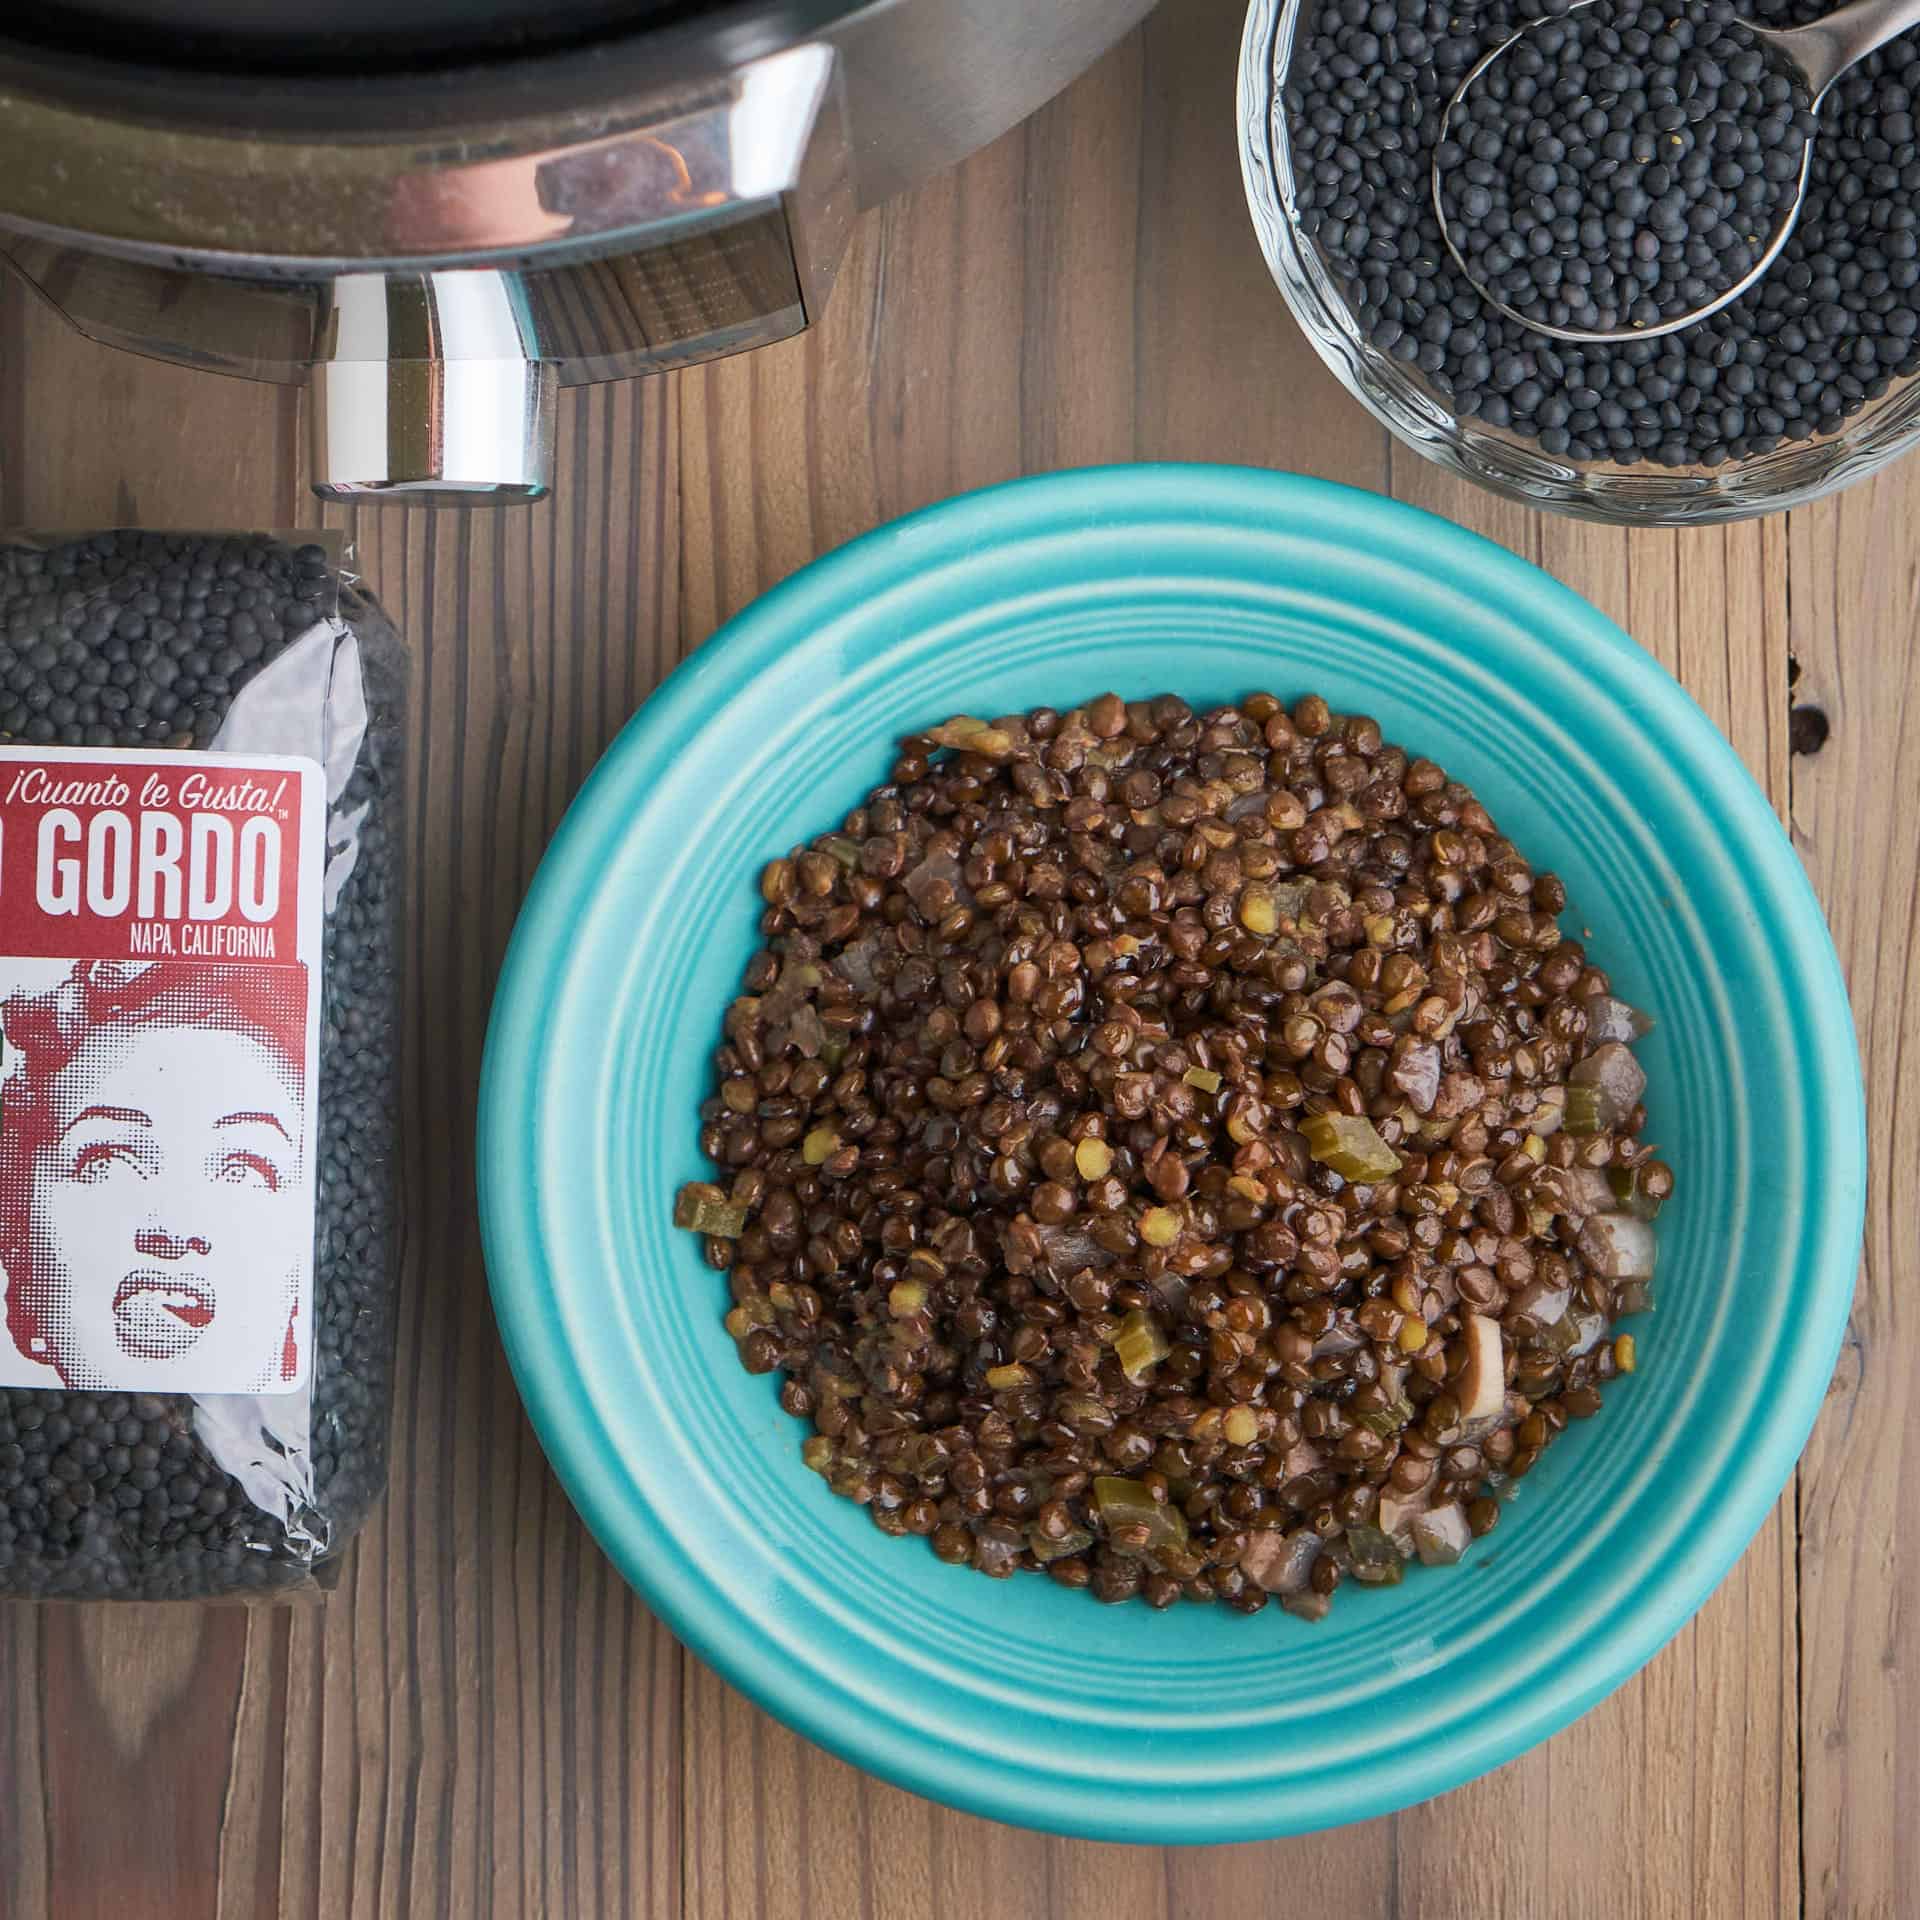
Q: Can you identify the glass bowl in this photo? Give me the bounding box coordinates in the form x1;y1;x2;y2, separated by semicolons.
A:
1237;0;1920;524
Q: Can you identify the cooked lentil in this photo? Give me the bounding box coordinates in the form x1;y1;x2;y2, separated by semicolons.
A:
682;694;1669;1615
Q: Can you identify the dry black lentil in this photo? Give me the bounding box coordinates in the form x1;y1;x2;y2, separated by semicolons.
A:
0;531;402;1599
1439;1;1815;334
681;694;1670;1616
1288;0;1920;464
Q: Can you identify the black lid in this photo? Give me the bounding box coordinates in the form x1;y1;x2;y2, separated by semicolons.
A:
2;0;710;65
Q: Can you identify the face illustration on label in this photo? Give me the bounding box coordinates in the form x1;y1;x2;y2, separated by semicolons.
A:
21;1021;306;1391
0;747;324;1395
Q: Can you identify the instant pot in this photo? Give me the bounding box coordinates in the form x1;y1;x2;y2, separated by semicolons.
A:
0;0;1155;501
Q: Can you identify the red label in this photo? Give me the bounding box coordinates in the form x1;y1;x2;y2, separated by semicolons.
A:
0;758;305;963
0;747;324;1396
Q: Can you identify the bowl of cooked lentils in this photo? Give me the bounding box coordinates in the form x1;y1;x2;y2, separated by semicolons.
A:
1241;0;1920;521
479;466;1864;1839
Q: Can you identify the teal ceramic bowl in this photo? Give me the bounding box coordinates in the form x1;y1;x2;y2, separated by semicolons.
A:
479;465;1863;1842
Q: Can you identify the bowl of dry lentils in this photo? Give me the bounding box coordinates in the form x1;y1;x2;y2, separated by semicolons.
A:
1241;0;1920;519
481;467;1864;1839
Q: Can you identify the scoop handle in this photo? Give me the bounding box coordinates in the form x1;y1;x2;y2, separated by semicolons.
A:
1765;0;1920;99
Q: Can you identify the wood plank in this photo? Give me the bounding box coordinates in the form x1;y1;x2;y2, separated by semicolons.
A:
0;285;305;1920
1787;467;1920;1920
0;0;1884;1909
0;293;686;1920
1132;2;1387;489
1385;458;1800;1920
676;10;1406;1917
296;376;686;1920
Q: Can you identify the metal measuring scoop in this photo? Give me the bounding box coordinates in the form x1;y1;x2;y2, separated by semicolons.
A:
1433;0;1920;342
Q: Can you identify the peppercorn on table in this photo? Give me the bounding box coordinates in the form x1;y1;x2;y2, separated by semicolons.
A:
0;1;1907;1913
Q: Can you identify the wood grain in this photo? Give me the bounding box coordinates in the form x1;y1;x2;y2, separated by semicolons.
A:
1786;470;1920;1920
0;305;685;1920
0;0;1906;1912
0;286;306;1920
1382;462;1801;1920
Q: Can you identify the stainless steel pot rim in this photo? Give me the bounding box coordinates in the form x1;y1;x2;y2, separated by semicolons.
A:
0;0;859;266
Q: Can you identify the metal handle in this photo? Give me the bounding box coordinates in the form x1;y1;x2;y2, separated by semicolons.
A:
301;39;847;506
309;270;556;503
1764;0;1920;99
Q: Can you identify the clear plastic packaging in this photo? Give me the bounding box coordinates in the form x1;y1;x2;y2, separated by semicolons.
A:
0;530;403;1597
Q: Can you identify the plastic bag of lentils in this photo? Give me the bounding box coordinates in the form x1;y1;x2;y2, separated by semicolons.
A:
0;529;403;1598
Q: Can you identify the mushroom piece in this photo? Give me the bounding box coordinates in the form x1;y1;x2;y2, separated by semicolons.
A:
1458;1313;1507;1434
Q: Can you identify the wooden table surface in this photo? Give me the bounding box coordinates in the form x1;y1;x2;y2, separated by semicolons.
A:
0;4;1910;1915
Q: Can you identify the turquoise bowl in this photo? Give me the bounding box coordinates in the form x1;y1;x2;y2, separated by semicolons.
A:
478;466;1864;1841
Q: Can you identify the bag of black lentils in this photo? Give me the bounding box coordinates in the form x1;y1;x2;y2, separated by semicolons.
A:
0;530;403;1598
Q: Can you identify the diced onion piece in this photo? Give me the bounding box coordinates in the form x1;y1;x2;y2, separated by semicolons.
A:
1608;1164;1666;1220
1567;1042;1648;1130
1238;887;1280;935
1411;1503;1473;1567
1388;1039;1442;1114
972;1526;1023;1574
1344;1523;1407;1584
902;848;971;917
1239;1526;1322;1594
1587;994;1655;1046
1509;1280;1572;1346
1353;1392;1414;1437
1566;1309;1610;1358
1036;1224;1118;1273
1376;1482;1434;1545
1576;1212;1658;1281
1311;1315;1366;1358
1554;1166;1618;1218
787;1002;826;1058
1028;1522;1094;1564
831;938;881;994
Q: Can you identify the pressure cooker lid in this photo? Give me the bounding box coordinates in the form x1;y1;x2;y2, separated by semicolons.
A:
3;0;713;64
